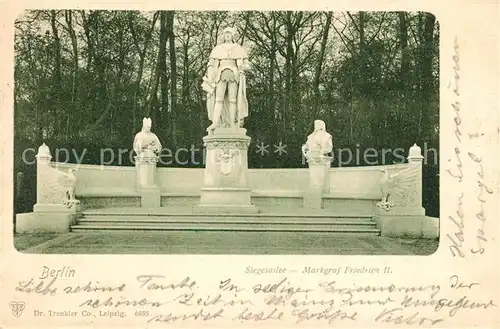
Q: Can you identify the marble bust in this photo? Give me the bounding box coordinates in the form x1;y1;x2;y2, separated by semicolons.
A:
202;27;251;134
302;120;333;157
133;117;162;155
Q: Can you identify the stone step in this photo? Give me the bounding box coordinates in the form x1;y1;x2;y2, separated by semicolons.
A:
82;209;373;219
71;223;380;234
74;207;379;234
79;215;374;225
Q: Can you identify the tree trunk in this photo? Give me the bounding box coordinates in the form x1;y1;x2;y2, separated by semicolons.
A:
50;10;62;134
181;30;190;109
268;15;277;140
80;11;96;71
167;11;178;147
282;11;294;140
64;10;78;97
313;12;332;117
64;10;79;140
398;12;410;137
50;11;61;86
148;11;168;122
418;13;436;139
129;12;158;132
399;12;409;90
358;11;365;54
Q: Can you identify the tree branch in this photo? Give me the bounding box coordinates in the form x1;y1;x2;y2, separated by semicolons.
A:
346;11;359;32
368;12;387;45
332;23;354;54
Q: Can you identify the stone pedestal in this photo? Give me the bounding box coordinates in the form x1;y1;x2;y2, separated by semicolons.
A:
134;149;160;208
374;143;436;238
374;206;428;238
16;143;83;233
195;128;258;214
303;153;332;209
17;204;82;234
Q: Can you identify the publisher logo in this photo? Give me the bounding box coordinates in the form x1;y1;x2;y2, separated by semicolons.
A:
9;301;26;318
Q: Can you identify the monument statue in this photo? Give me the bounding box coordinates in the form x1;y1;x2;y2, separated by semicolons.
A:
202;27;250;134
301;120;333;158
133;117;162;155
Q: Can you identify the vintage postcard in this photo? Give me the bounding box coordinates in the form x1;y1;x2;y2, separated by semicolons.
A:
1;0;499;328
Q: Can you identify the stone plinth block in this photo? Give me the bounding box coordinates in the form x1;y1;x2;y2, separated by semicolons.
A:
16;204;82;234
422;216;440;239
374;206;430;238
303;154;332;209
303;190;323;209
135;149;158;189
140;189;161;208
16;213;81;234
135;149;160;207
196;128;258;214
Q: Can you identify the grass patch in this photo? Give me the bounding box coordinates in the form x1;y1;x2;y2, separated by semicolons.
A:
14;233;60;251
11;232;440;255
389;237;439;255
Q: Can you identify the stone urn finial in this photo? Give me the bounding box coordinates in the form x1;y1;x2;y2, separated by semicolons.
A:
407;143;424;163
36;143;52;161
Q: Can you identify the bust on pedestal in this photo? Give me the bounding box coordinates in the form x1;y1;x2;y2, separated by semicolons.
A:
302;120;333;209
133;117;162;208
195;27;257;214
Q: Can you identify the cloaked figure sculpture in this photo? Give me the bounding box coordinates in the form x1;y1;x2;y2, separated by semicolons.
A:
133;117;162;155
301;120;333;158
202;27;250;134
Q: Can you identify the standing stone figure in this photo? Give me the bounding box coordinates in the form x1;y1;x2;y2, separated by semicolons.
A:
133;117;162;155
202;27;250;134
301;120;333;158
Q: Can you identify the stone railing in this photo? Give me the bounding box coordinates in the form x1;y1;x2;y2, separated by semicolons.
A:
16;142;436;238
27;143;426;208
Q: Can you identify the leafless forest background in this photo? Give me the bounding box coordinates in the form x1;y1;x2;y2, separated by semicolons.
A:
14;11;439;215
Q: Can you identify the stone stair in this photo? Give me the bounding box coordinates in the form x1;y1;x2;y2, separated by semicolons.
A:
70;207;380;235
